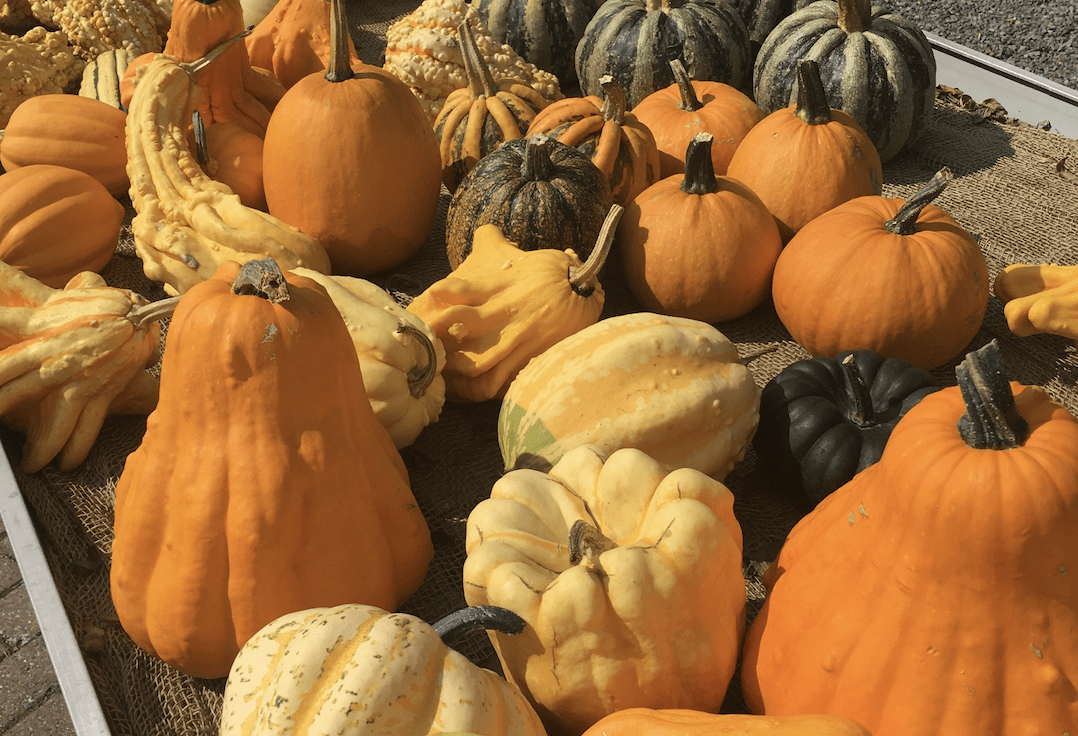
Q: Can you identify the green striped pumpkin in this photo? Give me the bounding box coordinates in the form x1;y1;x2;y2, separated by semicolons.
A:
445;133;614;269
498;312;761;478
78;49;137;111
752;0;936;162
733;0;813;58
475;0;603;88
575;0;753;110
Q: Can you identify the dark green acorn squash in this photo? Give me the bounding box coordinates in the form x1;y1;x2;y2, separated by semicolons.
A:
475;0;604;88
444;134;614;269
575;0;753;109
753;349;940;511
752;0;936;162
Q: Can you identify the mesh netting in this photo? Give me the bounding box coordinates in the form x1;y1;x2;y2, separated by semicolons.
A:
4;3;1078;732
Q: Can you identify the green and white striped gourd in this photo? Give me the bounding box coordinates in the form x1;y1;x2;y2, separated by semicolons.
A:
498;312;761;478
78;48;137;111
575;0;752;109
752;0;936;162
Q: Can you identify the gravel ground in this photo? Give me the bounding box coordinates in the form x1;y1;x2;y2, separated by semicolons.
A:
879;0;1078;91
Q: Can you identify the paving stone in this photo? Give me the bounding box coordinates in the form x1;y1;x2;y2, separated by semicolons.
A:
3;688;76;736
0;636;55;730
0;586;39;652
0;550;20;598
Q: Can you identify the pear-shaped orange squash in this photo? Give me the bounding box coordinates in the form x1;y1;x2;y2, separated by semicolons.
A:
110;258;434;679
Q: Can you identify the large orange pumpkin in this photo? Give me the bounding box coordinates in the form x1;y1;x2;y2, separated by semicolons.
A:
741;340;1078;735
261;0;442;276
110;258;434;679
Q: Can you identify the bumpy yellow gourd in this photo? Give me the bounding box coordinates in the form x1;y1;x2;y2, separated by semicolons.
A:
994;262;1078;342
125;36;330;296
292;268;447;448
464;445;747;736
407;206;621;403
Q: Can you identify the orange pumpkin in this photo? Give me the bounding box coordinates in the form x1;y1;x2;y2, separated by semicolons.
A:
0;165;124;288
741;340;1078;735
526;75;659;206
193;113;268;211
726;58;882;243
261;0;442;276
631;58;765;180
110;258;434;679
618;132;782;323
581;708;874;735
0;94;129;198
246;0;363;89
770;167;989;371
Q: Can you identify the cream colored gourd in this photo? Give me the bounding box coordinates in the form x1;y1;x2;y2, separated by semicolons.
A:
79;48;138;109
0;262;162;473
291;268;447;448
464;445;747;736
407;206;620;403
126;36;330;295
498;312;760;477
220;604;549;735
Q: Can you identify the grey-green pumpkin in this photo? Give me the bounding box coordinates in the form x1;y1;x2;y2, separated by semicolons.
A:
752;0;936;162
575;0;753;109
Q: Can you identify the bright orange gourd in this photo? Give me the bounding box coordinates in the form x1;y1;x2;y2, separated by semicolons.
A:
246;0;362;89
726;58;882;243
741;340;1078;735
618;132;782;323
631;59;765;180
581;708;874;735
193;113;268;211
110;258;434;679
261;0;442;276
771;167;989;371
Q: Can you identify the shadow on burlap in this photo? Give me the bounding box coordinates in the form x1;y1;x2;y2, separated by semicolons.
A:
4;1;1078;731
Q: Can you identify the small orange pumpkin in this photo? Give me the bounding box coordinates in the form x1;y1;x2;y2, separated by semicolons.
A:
581;708;874;736
618;132;782;323
193;112;267;211
246;0;363;88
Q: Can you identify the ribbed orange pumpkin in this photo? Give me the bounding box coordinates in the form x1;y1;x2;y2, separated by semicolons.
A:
0;95;129;198
771;167;989;370
246;0;363;89
261;0;442;276
0;165;124;288
110;258;434;679
741;340;1078;736
726;59;882;243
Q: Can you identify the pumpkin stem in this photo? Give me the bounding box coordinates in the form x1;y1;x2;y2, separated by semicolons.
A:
794;59;832;125
837;0;872;33
180;26;253;76
432;605;527;642
398;323;439;398
192;110;210;166
127;296;183;327
231;258;291;304
956;340;1028;449
568;519;616;569
521;135;556;182
670;58;703;112
459;21;498;99
569;204;623;296
840;353;875;426
884;167;953;236
324;0;355;83
598;75;627;124
681;132;719;195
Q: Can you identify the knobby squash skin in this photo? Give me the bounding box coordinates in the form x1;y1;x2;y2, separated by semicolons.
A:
110;260;434;680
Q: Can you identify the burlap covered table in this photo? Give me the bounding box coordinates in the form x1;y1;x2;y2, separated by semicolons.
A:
4;2;1078;732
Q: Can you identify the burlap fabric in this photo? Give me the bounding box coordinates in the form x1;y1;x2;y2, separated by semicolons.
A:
4;3;1078;731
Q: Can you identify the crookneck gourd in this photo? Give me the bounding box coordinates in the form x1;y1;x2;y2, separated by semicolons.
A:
464;444;747;736
407;205;621;403
110;259;434;680
0;262;162;474
126;35;331;296
291;267;448;449
220;604;548;735
498;312;761;478
741;340;1078;736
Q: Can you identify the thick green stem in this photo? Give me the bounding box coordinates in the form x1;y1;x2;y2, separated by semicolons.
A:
232;258;290;304
840;353;874;426
956;340;1028;449
680;132;719;195
192;109;210;166
521;135;556;182
837;0;872;33
569;204;623;296
794;59;832;126
324;0;354;83
884;168;953;235
598;75;627;125
669;58;702;112
432;606;527;641
459;21;498;98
